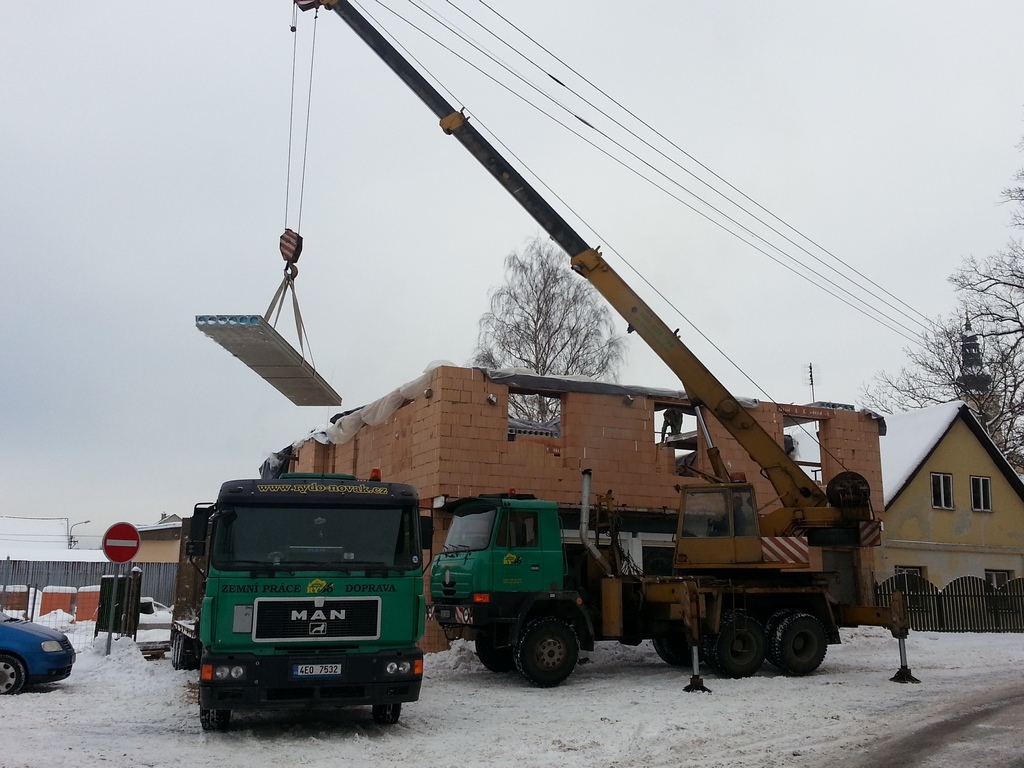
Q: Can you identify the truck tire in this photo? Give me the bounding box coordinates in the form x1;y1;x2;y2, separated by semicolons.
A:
712;612;766;679
514;616;579;688
0;654;27;695
181;638;199;671
652;635;690;667
763;609;798;670
372;703;402;724
476;634;515;673
699;632;719;670
770;613;827;676
173;634;198;671
199;707;231;731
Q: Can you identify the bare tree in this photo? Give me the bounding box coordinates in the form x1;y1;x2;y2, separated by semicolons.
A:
863;137;1024;467
950;240;1024;346
473;237;626;421
861;312;1024;467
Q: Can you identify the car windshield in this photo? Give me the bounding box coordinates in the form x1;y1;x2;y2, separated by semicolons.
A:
210;504;419;572
443;506;496;552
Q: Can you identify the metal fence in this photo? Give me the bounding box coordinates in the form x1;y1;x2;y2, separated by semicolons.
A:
0;559;178;649
875;574;1024;632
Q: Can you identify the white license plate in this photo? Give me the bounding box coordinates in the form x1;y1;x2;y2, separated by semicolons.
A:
293;663;343;677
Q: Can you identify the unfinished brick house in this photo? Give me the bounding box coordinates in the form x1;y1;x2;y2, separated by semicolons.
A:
289;365;885;651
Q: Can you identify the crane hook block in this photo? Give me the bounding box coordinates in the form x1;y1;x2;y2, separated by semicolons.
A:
280;228;303;264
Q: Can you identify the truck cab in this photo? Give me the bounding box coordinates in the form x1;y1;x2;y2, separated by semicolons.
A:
173;473;428;729
429;495;594;686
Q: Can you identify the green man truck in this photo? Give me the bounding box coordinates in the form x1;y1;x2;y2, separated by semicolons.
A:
171;472;430;729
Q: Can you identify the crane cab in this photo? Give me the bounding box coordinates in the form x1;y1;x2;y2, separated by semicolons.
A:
673;484;765;567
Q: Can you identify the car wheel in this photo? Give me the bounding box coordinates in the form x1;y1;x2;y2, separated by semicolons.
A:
0;654;26;695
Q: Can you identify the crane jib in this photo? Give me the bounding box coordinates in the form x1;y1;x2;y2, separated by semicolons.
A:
314;0;854;516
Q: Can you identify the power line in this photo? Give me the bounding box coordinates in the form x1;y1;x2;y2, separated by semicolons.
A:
369;0;925;342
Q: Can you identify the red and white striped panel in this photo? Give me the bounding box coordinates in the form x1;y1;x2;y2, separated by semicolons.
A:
761;536;809;564
455;607;474;625
859;520;883;547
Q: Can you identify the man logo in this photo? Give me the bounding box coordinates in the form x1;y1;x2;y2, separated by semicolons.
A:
309;622;327;635
291;609;346;621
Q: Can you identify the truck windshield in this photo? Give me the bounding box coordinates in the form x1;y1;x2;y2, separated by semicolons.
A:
211;504;419;571
443;507;496;552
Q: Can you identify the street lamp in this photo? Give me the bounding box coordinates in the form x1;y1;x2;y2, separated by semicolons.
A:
68;520;91;549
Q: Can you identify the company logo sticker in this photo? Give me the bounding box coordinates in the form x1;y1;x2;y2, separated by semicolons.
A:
306;578;335;594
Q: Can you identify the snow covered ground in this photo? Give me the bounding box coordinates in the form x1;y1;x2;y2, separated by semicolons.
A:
1;628;1022;768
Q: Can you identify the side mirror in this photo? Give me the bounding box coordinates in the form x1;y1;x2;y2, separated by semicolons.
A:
419;514;434;552
185;540;206;558
186;504;214;557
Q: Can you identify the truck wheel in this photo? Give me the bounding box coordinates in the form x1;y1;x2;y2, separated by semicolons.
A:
514;616;579;688
652;635;690;667
713;612;766;678
699;632;720;670
763;609;797;669
180;637;199;671
199;707;231;731
372;703;402;724
771;613;827;676
0;654;26;695
170;632;181;670
476;634;515;673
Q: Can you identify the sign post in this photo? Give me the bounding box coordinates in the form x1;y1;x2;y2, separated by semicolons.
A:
101;523;140;656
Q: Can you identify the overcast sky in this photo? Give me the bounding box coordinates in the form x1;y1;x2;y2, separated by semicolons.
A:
2;2;1022;548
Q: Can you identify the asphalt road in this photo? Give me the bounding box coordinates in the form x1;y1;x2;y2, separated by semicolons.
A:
850;682;1024;768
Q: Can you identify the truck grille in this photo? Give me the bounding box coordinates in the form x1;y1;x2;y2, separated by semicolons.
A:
252;597;380;642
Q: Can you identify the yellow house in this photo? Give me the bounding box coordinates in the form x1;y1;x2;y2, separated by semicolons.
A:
136;514;182;563
878;401;1024;588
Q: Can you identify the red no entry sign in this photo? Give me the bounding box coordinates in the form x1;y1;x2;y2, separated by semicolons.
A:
102;522;140;563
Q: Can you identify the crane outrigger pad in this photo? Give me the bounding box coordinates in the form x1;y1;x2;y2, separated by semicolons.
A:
196;315;342;406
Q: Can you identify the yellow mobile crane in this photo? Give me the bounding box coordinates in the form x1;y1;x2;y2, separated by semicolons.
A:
297;0;914;688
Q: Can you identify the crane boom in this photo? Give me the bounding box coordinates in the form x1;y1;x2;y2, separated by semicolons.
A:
314;0;832;511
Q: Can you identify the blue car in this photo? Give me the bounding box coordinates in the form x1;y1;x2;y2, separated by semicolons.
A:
0;610;76;694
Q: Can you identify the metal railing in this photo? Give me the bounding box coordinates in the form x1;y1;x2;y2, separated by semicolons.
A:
875;574;1024;632
0;559;177;649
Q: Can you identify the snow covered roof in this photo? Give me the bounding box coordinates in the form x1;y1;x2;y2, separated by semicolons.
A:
1;547;109;563
0;515;70;551
880;401;1024;507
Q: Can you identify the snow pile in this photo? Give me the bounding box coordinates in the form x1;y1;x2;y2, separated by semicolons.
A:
1;630;1022;768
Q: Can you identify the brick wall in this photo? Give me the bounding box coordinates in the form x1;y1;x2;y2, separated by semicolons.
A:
293;366;885;645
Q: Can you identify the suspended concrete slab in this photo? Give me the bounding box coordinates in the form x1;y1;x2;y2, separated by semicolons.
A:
196;315;342;407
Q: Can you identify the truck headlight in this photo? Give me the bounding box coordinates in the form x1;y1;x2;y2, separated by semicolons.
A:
40;641;63;653
213;665;246;680
385;660;413;675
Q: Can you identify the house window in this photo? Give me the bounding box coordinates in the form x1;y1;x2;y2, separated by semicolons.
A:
970;476;992;512
930;473;953;509
895;565;925;579
985;570;1012;589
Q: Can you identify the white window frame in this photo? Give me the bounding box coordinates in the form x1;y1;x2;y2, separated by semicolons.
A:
985;570;1011;589
895;565;924;578
970;475;992;512
930;472;954;509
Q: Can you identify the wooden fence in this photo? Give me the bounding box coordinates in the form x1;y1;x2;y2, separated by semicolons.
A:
875;574;1024;632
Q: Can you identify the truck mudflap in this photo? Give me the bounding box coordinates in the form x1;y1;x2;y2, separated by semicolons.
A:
198;649;423;710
